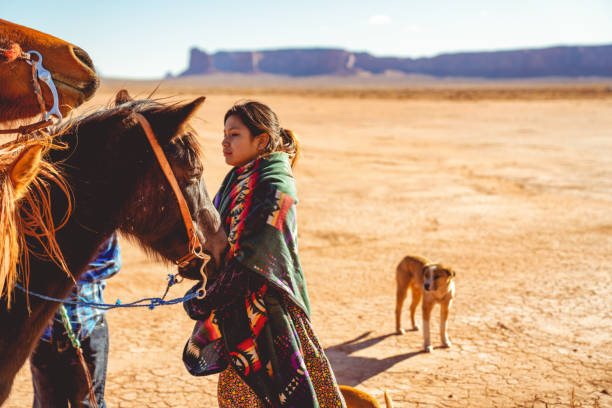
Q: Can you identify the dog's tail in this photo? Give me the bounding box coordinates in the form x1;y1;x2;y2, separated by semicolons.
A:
384;390;393;408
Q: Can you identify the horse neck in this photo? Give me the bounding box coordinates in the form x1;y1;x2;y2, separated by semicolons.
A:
0;127;127;393
47;128;124;275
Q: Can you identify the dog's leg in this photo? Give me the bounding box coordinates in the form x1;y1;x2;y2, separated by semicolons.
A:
409;286;422;331
440;298;453;348
395;284;408;334
422;300;434;352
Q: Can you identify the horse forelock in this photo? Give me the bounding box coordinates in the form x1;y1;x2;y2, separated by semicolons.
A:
0;138;72;306
54;98;204;159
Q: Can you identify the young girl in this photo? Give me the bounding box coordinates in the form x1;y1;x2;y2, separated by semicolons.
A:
182;101;345;407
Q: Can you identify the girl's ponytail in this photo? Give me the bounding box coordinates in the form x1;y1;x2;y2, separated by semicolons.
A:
279;128;299;168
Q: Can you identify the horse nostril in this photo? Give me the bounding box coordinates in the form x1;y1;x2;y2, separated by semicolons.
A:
71;45;99;98
72;46;95;70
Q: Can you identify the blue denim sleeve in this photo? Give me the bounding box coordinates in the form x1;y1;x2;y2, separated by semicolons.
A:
78;233;121;284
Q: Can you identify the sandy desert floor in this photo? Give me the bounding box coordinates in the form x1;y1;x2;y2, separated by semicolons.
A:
5;82;612;407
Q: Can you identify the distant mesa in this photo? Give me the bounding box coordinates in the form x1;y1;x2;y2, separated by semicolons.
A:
178;44;612;78
180;48;355;77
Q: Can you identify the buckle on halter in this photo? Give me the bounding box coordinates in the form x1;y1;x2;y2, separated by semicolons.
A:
26;50;62;122
175;251;211;269
176;253;196;268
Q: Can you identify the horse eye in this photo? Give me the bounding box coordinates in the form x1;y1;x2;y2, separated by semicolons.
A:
187;169;202;183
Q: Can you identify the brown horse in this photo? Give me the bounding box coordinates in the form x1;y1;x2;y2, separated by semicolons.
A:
0;19;99;314
0;18;98;124
0;90;228;405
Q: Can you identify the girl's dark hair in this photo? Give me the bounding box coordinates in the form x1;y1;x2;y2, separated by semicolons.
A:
224;100;300;167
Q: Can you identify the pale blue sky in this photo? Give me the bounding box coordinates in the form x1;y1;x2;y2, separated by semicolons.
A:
3;1;611;78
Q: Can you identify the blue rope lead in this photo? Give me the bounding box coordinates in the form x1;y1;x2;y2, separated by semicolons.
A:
14;274;203;310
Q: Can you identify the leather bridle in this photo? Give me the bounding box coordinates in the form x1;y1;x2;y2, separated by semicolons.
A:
0;42;62;135
133;113;211;284
0;41;211;278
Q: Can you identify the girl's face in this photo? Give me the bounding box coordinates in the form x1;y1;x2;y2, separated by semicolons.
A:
222;115;267;167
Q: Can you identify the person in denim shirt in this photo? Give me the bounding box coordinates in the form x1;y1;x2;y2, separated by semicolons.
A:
30;233;121;408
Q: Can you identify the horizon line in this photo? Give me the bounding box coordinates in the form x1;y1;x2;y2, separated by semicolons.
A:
189;41;612;59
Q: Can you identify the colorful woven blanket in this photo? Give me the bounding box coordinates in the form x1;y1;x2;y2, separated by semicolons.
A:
214;151;310;315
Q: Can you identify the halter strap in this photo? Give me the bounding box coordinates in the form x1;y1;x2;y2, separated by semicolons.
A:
0;119;53;135
133;113;210;270
0;45;61;135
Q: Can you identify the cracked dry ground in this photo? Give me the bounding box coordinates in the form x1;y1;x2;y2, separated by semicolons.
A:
5;90;612;407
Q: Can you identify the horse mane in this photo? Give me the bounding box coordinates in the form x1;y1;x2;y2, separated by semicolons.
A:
0;134;72;307
1;97;205;304
130;98;203;160
58;97;203;158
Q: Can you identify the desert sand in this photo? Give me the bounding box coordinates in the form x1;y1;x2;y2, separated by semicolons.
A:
5;79;612;407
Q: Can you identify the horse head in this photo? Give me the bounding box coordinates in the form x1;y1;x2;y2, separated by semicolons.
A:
0;19;98;123
49;89;227;279
115;90;228;275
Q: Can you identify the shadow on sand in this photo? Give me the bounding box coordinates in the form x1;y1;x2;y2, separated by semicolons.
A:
324;331;424;386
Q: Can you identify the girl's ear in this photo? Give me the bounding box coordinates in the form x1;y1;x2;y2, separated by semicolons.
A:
257;133;270;153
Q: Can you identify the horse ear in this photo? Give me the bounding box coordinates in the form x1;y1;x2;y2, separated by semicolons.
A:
162;97;206;138
115;89;133;106
9;145;43;200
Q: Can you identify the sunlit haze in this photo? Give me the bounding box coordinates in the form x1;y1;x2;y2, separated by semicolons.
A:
3;0;611;78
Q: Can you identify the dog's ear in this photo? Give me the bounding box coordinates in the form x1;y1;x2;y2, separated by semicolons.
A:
421;265;429;277
445;269;455;278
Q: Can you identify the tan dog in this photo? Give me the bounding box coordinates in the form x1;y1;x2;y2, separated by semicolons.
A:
339;385;393;408
395;255;456;352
